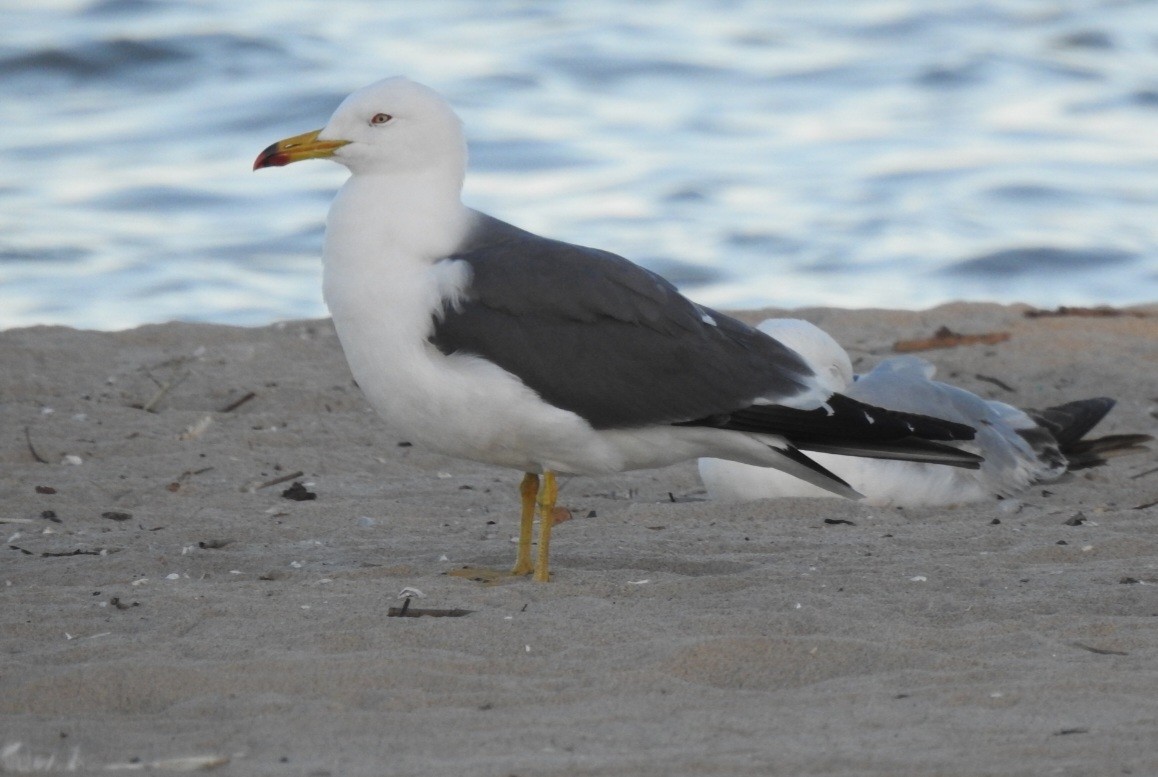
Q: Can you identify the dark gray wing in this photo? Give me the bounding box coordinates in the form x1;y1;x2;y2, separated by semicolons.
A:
429;214;817;429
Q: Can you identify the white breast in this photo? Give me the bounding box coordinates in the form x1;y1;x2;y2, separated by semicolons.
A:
322;180;609;472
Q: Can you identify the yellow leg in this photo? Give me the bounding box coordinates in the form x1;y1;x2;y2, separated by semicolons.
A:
532;470;558;583
510;472;539;576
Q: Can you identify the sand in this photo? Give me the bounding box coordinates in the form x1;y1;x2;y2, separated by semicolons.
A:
2;303;1156;776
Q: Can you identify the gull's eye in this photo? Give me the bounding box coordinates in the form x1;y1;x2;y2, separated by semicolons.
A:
370;113;393;125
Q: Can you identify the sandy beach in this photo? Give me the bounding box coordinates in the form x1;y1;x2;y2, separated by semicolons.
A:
2;302;1157;776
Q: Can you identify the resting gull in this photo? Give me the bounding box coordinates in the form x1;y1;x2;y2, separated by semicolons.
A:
254;76;982;581
699;319;1151;507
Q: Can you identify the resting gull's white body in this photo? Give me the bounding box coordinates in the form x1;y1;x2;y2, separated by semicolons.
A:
699;319;1067;507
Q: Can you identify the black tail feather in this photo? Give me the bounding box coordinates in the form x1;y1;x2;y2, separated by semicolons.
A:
1023;397;1152;470
1027;398;1116;449
1061;433;1154;470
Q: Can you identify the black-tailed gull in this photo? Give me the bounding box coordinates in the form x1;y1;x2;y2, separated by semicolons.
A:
699;319;1150;507
254;76;982;581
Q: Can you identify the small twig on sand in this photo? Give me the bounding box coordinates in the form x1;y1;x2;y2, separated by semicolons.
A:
104;754;230;771
244;470;305;493
166;466;214;493
219;391;256;413
974;373;1017;393
141;371;190;413
1071;641;1128;656
24;426;49;464
387;606;474;618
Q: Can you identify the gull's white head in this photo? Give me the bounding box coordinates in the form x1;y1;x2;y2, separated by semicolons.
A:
253;76;466;178
757;319;854;393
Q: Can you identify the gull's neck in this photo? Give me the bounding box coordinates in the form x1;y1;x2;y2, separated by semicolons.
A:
325;163;473;266
321;162;476;359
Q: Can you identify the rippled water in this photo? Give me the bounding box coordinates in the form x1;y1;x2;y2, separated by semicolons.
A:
2;1;1156;330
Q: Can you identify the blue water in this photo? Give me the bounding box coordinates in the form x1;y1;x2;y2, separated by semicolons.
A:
2;1;1157;331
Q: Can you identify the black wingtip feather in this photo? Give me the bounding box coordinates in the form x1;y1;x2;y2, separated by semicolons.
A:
685;393;976;446
678;393;983;468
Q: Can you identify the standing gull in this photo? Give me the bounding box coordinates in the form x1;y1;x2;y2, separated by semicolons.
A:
254;76;981;581
699;319;1151;507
